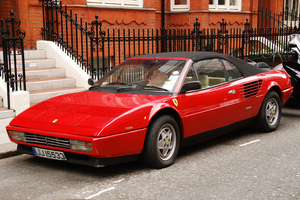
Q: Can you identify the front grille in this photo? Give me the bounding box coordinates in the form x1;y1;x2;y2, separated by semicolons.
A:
25;133;70;149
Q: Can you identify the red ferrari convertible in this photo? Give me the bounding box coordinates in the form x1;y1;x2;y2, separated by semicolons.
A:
6;52;293;168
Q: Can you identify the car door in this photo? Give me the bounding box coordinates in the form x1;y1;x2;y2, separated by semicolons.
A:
181;58;242;138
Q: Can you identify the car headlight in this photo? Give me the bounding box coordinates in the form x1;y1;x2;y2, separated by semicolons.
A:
7;130;26;142
70;140;93;153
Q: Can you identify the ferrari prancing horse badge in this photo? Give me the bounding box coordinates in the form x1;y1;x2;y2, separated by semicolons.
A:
172;99;178;107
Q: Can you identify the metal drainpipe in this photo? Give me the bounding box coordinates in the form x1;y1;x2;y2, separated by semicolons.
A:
161;0;165;29
161;0;166;52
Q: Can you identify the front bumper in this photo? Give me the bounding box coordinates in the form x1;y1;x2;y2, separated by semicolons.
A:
7;126;147;166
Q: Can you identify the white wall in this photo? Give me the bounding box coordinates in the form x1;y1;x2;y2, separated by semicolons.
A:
0;78;29;115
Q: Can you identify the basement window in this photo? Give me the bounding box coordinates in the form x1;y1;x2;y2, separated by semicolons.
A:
171;0;190;11
87;0;143;8
209;0;241;11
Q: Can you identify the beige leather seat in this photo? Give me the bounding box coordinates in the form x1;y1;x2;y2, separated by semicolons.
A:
209;77;225;86
199;74;209;88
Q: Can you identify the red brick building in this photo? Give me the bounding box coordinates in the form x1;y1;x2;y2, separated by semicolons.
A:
0;0;286;49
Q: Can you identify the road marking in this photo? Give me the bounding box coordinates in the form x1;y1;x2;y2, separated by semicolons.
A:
85;187;115;199
239;139;261;147
113;178;125;183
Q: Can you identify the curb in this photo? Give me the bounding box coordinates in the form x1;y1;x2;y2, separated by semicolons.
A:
0;150;20;159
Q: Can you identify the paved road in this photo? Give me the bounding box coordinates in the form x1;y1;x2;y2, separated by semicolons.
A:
0;108;299;200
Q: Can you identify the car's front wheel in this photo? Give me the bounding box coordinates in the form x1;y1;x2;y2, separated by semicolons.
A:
255;91;282;132
141;115;180;169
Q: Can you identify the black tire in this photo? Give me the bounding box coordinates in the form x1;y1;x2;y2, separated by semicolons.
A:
254;91;282;132
141;115;180;169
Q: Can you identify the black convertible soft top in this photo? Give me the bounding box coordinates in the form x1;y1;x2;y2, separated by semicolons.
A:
135;51;263;77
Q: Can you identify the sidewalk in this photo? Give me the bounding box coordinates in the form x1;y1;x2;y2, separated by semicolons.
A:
0;118;18;157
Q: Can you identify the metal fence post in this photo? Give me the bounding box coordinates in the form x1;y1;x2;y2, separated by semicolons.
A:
90;14;106;79
242;18;251;60
217;18;228;54
0;10;26;109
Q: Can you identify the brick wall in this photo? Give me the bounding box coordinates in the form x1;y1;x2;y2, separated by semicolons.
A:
1;0;284;49
0;0;18;20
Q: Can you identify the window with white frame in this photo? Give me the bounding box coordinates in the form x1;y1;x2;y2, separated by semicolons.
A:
209;0;241;11
171;0;190;11
87;0;143;8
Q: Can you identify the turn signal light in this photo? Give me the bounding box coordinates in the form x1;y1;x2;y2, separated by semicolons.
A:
7;130;26;142
70;139;93;153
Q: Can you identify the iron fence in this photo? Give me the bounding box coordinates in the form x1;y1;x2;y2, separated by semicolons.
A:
0;10;26;109
42;0;299;81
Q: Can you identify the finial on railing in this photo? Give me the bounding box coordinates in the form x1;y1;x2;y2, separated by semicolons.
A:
10;10;14;18
244;18;250;29
219;18;228;34
220;18;227;29
243;18;252;34
194;17;200;29
192;17;202;35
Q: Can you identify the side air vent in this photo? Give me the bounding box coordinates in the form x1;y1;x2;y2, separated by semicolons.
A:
240;80;263;98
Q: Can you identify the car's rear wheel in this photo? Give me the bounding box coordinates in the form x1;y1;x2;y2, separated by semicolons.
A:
141;115;180;169
255;91;281;132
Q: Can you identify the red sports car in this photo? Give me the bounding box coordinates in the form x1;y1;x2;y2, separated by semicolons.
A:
6;52;293;168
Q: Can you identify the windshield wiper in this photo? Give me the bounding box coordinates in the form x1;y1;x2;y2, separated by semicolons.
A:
89;82;128;89
117;87;137;92
107;82;128;85
89;85;102;90
143;85;169;91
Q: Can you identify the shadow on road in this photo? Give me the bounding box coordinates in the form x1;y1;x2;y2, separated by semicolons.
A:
18;126;260;177
12;108;298;177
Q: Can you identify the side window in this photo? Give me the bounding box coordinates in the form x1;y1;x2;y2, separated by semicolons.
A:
222;60;243;81
184;65;198;84
171;0;190;11
193;59;227;89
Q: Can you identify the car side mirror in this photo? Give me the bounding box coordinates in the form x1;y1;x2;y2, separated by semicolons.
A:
88;78;96;86
180;81;201;94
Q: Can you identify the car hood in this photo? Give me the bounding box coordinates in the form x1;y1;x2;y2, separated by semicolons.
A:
10;91;170;137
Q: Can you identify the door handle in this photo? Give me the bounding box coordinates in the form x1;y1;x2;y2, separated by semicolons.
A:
228;90;236;94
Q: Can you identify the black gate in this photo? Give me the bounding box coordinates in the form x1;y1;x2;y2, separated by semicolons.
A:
0;10;26;109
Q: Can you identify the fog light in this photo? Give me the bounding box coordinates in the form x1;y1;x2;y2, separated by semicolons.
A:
70;140;93;153
8;130;26;142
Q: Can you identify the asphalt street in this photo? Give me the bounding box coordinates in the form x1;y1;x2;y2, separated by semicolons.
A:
0;107;299;200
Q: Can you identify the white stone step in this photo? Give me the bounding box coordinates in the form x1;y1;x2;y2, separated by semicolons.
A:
24;50;47;59
29;87;86;104
8;58;56;70
0;49;47;60
26;77;77;91
0;107;15;119
25;68;66;80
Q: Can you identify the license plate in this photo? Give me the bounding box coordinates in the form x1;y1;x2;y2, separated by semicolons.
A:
32;147;67;161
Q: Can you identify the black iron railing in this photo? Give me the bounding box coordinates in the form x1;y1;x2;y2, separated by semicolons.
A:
257;7;288;28
257;6;300;30
42;1;298;80
0;10;26;109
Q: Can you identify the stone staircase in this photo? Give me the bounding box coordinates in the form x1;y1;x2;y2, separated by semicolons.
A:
24;49;86;104
0;49;86;117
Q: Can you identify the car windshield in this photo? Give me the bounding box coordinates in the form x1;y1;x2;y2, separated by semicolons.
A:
91;59;187;93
